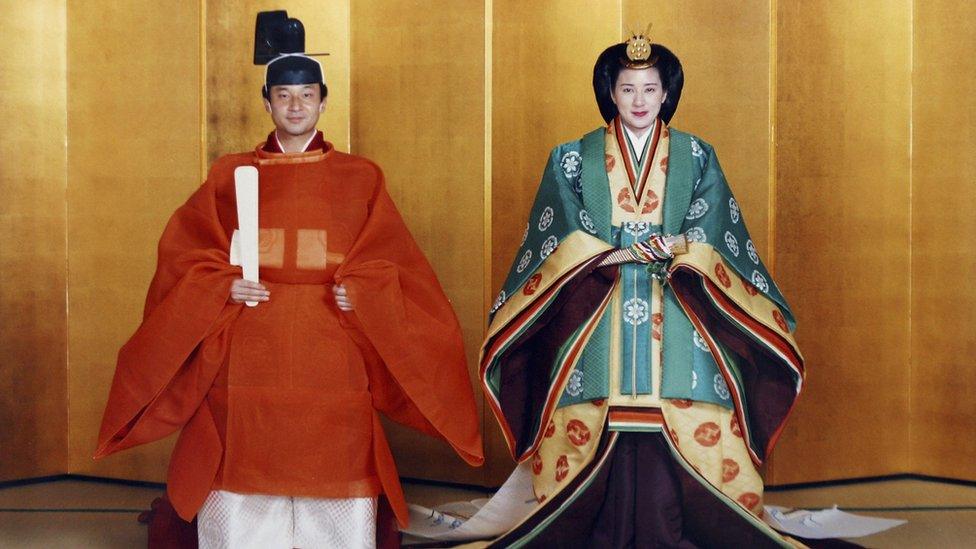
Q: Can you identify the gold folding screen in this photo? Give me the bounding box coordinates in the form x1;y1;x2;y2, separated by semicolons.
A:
65;0;204;479
350;1;487;485
0;0;69;481
3;0;974;488
772;0;915;483
910;1;976;479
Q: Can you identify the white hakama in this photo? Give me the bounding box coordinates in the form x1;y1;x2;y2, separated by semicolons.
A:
198;490;376;549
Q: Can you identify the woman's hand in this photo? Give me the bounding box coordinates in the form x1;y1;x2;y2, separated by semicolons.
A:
333;284;354;311
229;279;270;304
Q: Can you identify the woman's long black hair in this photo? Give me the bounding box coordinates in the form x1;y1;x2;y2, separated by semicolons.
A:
593;43;683;125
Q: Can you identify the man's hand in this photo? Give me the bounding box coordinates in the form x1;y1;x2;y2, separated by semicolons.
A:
229;279;270;304
333;284;354;312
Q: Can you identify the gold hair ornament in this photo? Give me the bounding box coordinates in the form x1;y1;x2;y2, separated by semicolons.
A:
624;23;657;69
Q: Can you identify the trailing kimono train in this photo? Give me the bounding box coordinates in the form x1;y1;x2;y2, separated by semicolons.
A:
480;119;805;547
94;136;483;532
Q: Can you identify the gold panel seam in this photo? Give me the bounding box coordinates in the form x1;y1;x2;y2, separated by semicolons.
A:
618;0;622;38
482;0;493;488
345;7;352;150
483;0;493;337
199;0;207;180
765;0;777;482
62;0;72;473
767;0;777;277
906;0;915;472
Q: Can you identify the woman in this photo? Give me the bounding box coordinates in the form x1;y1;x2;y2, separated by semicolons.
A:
481;33;803;547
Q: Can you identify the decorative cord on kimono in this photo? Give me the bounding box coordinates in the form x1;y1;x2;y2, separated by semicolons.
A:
598;234;688;267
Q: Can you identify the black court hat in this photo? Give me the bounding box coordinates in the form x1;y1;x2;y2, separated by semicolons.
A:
253;10;327;89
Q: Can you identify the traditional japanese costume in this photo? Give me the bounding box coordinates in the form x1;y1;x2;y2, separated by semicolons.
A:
95;132;484;530
480;116;804;547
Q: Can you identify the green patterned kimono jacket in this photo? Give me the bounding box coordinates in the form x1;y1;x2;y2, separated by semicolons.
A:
480;120;805;547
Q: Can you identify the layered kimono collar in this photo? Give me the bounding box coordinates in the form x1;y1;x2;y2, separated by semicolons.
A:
261;130;326;153
611;116;663;201
623;120;655;163
255;130;332;165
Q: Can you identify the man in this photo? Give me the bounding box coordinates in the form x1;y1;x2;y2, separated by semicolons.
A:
95;12;482;548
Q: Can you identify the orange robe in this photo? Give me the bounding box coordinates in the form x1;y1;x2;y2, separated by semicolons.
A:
95;140;484;528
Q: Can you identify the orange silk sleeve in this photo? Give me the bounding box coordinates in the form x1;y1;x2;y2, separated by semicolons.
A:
95;178;242;459
336;170;484;468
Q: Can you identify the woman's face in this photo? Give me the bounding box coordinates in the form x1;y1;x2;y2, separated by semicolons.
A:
610;67;666;135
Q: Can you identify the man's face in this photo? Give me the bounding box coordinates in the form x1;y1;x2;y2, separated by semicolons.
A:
264;84;324;138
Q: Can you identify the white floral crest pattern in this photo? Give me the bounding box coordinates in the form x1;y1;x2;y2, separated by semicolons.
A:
686;198;709;220
691;370;699;389
579;210;597;234
693;330;709;352
565;369;584;397
431;511;463;530
724;231;740;257
560;151;582;180
516;250;532;273
540;235;558;259
623;297;650;326
690;138;705;158
751;270;769;293
521;223;529;246
747;239;759;265
538;206;554;231
713;374;730;400
623;221;651;237
686;227;706;243
729;197;740;224
694;177;702;190
490;290;507;314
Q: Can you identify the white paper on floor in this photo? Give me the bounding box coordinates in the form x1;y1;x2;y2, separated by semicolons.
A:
763;505;907;539
404;462;538;541
406;464;907;542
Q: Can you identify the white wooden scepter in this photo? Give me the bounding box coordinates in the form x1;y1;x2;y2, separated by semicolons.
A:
234;166;260;307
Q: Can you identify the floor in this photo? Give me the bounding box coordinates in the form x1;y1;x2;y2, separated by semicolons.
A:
0;477;973;547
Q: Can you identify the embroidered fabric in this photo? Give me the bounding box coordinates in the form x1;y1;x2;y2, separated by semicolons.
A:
198;490;377;549
598;234;686;267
